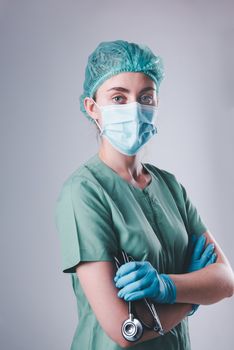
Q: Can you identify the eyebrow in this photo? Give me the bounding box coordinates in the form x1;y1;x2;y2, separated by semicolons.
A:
106;86;156;93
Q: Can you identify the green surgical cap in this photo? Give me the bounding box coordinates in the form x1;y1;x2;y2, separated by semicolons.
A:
79;39;165;124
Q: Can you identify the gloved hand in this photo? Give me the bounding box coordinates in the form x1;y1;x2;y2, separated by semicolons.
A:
114;260;177;304
186;233;217;315
187;234;217;273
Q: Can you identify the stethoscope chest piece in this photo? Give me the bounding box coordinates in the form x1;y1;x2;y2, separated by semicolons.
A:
121;312;144;342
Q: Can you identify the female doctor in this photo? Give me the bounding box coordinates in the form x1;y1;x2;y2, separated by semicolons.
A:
55;40;234;350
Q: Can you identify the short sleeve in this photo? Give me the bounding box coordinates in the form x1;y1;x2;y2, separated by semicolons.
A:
179;182;208;238
54;176;119;273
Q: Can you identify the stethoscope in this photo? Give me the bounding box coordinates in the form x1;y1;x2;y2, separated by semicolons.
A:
113;249;165;342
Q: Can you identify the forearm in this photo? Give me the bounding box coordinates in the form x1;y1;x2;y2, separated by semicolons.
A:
169;263;234;305
125;303;192;347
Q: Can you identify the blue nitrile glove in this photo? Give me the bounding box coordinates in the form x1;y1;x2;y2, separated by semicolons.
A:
114;260;177;304
186;234;217;315
187;234;216;273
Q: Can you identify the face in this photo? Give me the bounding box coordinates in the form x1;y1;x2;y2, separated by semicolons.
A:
84;72;159;124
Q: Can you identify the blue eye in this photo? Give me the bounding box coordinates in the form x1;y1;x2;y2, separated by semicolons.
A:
112;95;125;103
140;95;153;104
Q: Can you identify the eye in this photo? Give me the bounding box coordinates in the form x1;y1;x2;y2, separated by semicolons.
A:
112;95;125;103
139;95;153;104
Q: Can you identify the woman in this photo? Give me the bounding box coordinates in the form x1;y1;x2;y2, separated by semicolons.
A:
55;40;234;349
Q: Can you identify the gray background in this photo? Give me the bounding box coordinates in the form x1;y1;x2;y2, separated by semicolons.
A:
0;0;233;349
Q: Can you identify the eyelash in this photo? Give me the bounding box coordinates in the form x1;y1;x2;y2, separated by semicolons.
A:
112;95;153;103
112;95;125;103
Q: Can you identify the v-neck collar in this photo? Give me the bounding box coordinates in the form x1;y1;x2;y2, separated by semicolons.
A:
94;152;155;193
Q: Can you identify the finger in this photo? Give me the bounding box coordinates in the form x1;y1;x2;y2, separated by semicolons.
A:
115;266;147;288
192;234;206;260
117;279;143;298
211;253;217;263
117;271;155;297
115;261;143;279
137;268;156;289
124;291;147;301
200;243;215;265
205;253;217;267
124;284;156;301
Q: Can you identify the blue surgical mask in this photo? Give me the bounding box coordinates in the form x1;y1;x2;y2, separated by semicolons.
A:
91;99;158;156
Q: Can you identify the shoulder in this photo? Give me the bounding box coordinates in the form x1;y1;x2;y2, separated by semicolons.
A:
56;156;105;202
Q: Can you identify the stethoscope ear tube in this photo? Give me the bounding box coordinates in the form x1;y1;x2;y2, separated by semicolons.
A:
113;249;165;342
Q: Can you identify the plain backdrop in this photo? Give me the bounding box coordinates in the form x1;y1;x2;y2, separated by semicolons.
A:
0;0;233;349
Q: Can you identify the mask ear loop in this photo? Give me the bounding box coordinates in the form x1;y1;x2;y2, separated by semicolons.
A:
94;119;103;136
90;97;104;136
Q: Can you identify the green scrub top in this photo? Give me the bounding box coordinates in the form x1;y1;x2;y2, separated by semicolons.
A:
55;152;208;350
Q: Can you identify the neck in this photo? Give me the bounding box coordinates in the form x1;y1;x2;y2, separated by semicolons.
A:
98;142;145;178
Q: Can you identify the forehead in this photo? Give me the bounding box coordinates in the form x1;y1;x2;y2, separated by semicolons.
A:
97;72;155;92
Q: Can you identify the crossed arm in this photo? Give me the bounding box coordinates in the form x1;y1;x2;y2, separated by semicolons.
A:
170;231;234;305
75;230;234;348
